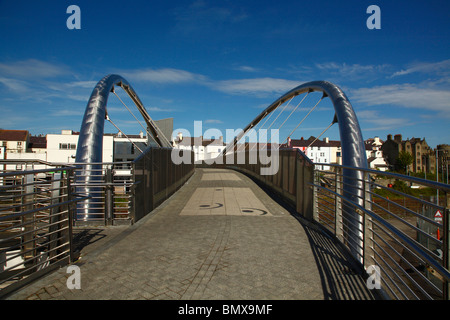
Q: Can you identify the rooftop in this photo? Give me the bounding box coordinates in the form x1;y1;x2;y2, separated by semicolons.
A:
0;129;29;142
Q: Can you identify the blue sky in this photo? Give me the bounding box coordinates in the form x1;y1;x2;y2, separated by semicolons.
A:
0;0;449;147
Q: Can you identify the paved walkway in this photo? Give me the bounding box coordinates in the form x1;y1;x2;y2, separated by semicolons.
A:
6;168;376;300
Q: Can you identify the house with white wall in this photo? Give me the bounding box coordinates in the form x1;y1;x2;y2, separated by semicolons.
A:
172;132;225;163
365;136;389;171
46;130;114;164
286;136;342;170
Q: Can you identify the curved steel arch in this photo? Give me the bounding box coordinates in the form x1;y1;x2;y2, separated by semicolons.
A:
75;74;171;221
75;74;171;165
223;80;367;172
223;81;367;259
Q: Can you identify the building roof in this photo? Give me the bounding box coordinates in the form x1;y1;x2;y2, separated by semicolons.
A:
0;129;29;141
29;135;47;149
288;136;341;148
177;136;225;147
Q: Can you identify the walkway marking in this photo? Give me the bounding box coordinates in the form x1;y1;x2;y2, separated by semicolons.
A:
201;173;241;181
180;187;271;216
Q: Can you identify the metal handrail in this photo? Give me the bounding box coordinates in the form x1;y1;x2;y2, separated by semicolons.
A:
313;183;450;282
312;162;449;299
315;162;450;192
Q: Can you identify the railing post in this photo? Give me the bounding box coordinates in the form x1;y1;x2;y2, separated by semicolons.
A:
22;166;36;266
66;169;75;263
335;168;343;241
313;169;319;222
105;166;113;225
48;172;62;262
130;162;136;224
363;171;374;270
444;191;450;300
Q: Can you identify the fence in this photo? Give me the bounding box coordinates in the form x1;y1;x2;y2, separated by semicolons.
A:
0;161;81;297
72;147;194;225
312;163;450;300
0;147;194;296
223;148;314;219
218;148;450;300
132;147;195;222
72;162;134;225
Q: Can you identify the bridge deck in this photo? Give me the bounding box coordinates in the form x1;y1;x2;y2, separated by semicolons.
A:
6;168;376;300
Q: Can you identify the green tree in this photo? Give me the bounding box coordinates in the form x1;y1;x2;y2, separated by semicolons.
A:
396;150;413;174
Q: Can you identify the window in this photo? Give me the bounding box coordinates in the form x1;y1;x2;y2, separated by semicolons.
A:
59;143;76;150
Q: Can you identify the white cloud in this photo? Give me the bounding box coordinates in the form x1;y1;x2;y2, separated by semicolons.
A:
0;59;68;79
204;119;223;124
391;59;450;77
357;109;413;130
214;77;302;96
0;77;29;93
235;65;260;72
315;62;392;81
350;84;450;116
121;68;206;84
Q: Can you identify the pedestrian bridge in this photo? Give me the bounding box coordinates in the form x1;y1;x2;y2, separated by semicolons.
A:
3;167;376;300
1;75;449;300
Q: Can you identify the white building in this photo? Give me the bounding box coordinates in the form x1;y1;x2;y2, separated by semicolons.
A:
0;129;29;154
365;137;389;171
46;130;114;164
287;136;342;170
172;133;225;163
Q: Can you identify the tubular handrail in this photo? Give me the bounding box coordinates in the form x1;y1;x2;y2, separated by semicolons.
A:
0;165;76;178
315;162;450;192
313;182;450;283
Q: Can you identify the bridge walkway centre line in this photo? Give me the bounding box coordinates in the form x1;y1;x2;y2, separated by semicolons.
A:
6;168;376;300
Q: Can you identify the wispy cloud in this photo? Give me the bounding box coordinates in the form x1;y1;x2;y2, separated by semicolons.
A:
357;110;413;130
315;62;392;81
0;59;68;79
204;119;223;124
350;84;450;113
234;65;260;73
0;77;29;93
121;68;207;84
391;59;450;77
213;77;302;96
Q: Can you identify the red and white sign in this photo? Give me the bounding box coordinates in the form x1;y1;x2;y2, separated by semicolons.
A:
434;210;443;224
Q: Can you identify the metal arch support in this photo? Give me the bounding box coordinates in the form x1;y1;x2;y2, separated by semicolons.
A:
223;80;367;259
74;74;171;221
75;74;171;165
223;80;367;171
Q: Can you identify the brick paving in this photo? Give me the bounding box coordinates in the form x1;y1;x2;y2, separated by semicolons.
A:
5;168;376;300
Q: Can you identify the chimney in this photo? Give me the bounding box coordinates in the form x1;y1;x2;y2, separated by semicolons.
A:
394;134;402;143
288;137;291;147
324;137;329;144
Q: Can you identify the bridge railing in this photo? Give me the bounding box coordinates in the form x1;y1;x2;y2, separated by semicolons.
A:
72;148;195;225
0;160;83;297
72;161;135;225
132;147;195;222
222;148;314;220
312;163;450;300
217;148;450;299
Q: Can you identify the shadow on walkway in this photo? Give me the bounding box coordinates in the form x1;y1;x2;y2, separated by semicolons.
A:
253;180;381;300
